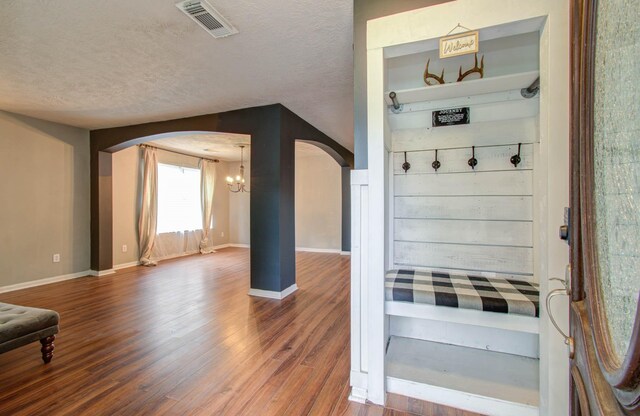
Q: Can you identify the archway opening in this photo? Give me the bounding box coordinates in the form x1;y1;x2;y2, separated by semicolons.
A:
294;141;343;254
110;131;251;268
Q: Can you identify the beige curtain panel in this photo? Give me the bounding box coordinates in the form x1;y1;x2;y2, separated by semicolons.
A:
138;146;158;266
199;159;217;254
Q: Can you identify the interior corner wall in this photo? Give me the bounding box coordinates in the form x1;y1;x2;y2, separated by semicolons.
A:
111;146;140;266
353;0;452;169
228;161;250;245
295;151;342;251
0;110;90;287
111;147;231;266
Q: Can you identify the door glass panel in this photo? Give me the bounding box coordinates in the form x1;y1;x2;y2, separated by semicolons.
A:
593;0;640;361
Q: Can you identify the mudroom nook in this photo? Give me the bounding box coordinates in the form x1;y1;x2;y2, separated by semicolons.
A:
350;1;570;415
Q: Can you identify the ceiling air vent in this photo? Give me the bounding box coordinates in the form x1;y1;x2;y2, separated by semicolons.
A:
176;0;238;38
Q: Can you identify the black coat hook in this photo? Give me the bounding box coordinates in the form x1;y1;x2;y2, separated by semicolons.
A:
432;149;441;171
468;146;478;169
510;143;522;167
402;152;411;172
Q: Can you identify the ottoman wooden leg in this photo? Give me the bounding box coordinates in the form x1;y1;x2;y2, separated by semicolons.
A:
40;335;55;364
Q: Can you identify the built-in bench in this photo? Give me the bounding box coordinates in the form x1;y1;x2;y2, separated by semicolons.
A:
0;302;59;363
383;269;541;415
385;269;539;317
385;269;540;342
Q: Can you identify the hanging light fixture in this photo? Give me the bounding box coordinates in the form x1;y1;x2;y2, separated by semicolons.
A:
226;145;249;193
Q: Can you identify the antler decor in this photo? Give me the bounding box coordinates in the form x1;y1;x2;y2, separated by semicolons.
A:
423;59;445;86
457;53;484;82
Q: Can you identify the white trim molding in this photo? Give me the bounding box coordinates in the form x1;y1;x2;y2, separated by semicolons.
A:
89;269;116;277
113;261;141;270
295;247;341;254
340;251;351;256
0;270;92;294
349;370;369;403
228;243;250;248
248;283;298;300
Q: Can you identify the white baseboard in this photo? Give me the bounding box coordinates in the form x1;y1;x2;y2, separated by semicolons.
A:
211;243;231;250
0;270;92;294
350;370;368;403
295;247;341;253
248;283;298;300
348;387;368;403
386;377;538;416
113;261;141;270
89;269;116;277
217;244;345;255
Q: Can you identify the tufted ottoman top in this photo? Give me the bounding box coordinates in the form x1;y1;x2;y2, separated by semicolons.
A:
0;302;59;344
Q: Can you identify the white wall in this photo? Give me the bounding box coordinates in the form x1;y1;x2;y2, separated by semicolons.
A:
228;161;250;245
0;111;90;287
112;146;140;266
112;146;231;266
295;144;342;250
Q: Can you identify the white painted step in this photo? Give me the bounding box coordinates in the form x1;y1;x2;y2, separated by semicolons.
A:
386;336;539;416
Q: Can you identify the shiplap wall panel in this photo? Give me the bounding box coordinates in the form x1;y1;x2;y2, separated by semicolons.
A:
394;170;532;196
391;98;536;278
394;219;533;247
392;117;538;152
394;241;533;276
393;144;533;175
394;196;533;221
388;98;539;131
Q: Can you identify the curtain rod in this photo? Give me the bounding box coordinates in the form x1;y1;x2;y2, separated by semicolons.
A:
138;144;219;163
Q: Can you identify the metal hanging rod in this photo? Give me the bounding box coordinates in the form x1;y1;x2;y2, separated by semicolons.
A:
138;144;219;163
389;91;401;110
397;142;531;153
521;76;540;98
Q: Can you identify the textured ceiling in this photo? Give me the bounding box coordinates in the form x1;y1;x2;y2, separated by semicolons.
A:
147;133;331;162
0;0;354;150
147;132;250;161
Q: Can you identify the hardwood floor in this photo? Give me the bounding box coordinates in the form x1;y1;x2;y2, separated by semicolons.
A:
0;248;480;415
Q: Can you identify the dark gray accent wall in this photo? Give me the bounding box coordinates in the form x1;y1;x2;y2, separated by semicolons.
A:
353;0;451;169
341;166;351;252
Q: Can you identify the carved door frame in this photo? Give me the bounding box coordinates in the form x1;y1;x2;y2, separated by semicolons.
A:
570;0;640;414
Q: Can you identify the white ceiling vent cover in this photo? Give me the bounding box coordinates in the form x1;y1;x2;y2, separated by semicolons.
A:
176;0;238;38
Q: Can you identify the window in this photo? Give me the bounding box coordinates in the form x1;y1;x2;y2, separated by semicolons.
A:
157;163;202;233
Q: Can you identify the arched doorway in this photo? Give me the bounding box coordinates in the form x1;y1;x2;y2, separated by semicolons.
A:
90;104;353;298
111;131;251;268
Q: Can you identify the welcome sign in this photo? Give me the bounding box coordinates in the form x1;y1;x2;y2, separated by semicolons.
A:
439;31;479;59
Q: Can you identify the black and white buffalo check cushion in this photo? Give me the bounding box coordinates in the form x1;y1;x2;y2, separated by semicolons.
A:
385;269;539;317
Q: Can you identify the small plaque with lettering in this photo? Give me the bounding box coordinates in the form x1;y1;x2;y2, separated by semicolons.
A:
432;107;470;127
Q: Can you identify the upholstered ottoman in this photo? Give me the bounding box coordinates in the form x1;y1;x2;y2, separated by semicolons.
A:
0;302;59;363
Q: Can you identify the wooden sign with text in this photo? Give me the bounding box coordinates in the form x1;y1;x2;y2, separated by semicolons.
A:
439;31;479;59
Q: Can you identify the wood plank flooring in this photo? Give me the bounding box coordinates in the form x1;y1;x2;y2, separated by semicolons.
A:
0;248;480;415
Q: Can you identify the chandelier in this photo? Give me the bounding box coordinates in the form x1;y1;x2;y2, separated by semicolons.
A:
226;145;249;193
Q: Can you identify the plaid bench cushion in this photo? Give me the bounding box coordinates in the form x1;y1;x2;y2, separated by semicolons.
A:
385;269;539;318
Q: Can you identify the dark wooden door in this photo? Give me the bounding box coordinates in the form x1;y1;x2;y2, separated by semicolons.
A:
569;0;640;414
